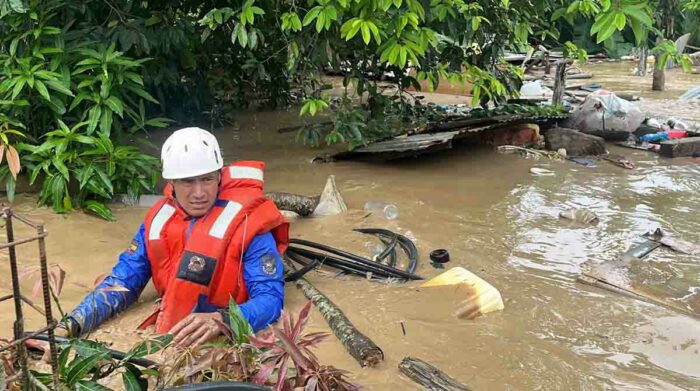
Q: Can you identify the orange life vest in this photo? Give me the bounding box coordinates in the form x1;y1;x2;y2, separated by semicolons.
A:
141;161;289;333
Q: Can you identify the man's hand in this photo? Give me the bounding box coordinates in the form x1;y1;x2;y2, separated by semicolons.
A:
170;312;227;349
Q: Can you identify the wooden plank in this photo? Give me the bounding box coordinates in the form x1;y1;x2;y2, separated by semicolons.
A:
659;137;700;158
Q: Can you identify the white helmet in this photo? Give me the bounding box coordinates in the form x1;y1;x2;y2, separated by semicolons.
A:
161;127;223;179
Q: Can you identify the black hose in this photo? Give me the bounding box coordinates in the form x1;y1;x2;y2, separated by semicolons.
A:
284;257;320;282
286;249;373;279
25;333;159;368
353;228;419;274
375;234;398;267
287;245;422;280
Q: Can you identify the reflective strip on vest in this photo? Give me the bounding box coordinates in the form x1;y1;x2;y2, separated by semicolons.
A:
229;166;264;182
149;204;176;240
209;201;242;239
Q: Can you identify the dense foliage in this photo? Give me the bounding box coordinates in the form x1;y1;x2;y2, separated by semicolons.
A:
0;0;697;218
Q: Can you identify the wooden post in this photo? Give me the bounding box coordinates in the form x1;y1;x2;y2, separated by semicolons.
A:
296;278;384;367
552;61;567;105
543;52;551;75
398;357;470;391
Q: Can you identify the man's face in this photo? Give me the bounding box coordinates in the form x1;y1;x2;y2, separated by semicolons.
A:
172;171;220;217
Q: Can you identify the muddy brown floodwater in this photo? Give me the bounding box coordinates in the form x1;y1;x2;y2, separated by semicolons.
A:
2;63;700;390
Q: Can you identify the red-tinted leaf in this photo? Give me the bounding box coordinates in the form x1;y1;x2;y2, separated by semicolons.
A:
275;357;290;391
299;332;329;347
6;145;20;179
52;266;66;295
273;327;313;372
304;376;318;391
253;362;276;385
281;310;293;337
293;301;313;339
0;144;4;165
259;347;285;363
31;280;42;298
249;334;277;349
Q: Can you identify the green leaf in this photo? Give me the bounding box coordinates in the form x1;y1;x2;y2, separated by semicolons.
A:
65;351;110;386
45;80;74;97
11;78;26;99
72;339;111;358
5;176;16;203
472;17;480;31
84;200;114;221
122;364;147;391
104;96;124;117
99;109;113;136
361;23;370;44
124;334;172;361
34;80;51;101
614;13;626;30
52;156;69;180
87;105;102;133
227;299;254;344
623;6;652;26
125;85;158;104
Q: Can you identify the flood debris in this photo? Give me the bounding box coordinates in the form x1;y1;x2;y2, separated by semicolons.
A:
398;357;470;391
421;267;504;320
559;209;599;225
312;175;348;216
578;273;700;320
529;167;555;176
565;90;645;135
285;228;421;282
644;228;700;256
295;278;384;367
621;239;662;261
659;137;700;158
266;175;346;217
599;153;636;169
544;127;607;156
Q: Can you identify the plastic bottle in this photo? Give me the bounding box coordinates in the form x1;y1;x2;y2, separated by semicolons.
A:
363;201;399;220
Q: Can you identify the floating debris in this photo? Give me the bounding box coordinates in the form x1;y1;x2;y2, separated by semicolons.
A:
559;209;599;225
529;167;555;176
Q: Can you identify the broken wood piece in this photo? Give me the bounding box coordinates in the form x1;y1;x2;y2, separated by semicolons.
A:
398;357;470;391
659;137;700;158
566;73;593;80
577;273;700;320
296;278;384;367
266;192;320;217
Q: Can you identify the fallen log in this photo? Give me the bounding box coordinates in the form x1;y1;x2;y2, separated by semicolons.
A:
398;357;470;391
566;73;593;80
266;192;319;217
296;278;384;367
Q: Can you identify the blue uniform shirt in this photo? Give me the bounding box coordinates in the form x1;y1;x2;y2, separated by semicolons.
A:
69;224;284;335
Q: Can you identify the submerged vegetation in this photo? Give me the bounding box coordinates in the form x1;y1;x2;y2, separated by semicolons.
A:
0;0;698;218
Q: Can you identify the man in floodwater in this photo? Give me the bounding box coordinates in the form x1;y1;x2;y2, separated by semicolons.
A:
62;127;289;348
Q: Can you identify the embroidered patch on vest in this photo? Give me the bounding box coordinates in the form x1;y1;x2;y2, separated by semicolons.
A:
176;251;216;286
261;253;277;276
126;239;139;254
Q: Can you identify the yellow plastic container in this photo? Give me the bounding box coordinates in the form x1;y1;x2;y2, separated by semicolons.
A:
421;267;504;319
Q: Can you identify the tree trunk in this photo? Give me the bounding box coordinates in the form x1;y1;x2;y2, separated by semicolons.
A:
652;55;665;91
398;357;470;391
636;46;648;76
552;61;567;105
295;278;384;367
266;192;320;217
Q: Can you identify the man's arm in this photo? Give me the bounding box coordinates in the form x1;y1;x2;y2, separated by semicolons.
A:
67;224;152;336
238;232;285;332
